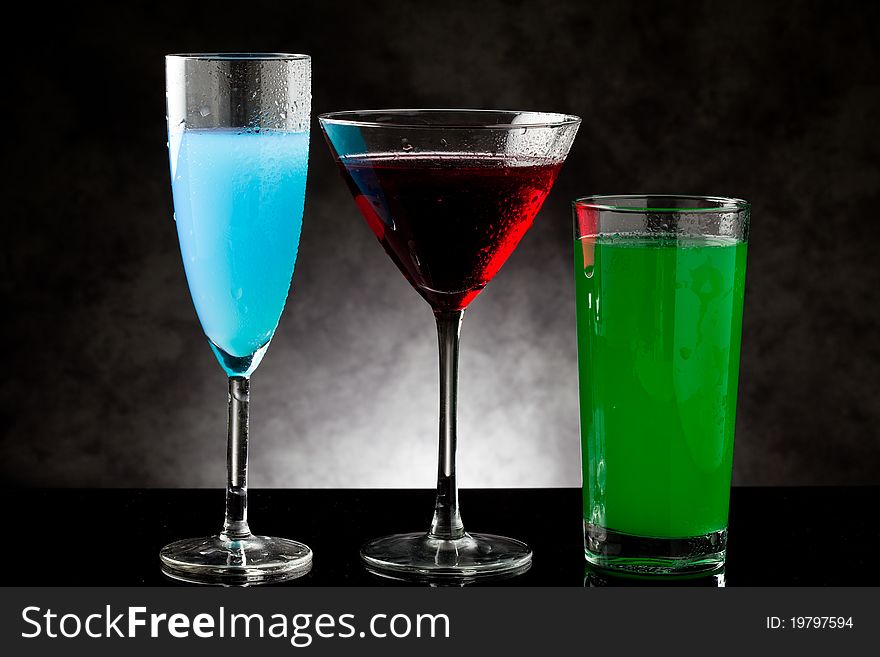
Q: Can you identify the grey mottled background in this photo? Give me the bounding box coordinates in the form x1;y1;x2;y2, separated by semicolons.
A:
3;0;878;488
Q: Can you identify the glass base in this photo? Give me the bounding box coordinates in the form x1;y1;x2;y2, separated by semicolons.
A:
361;532;532;583
584;563;727;587
160;534;312;585
584;522;726;575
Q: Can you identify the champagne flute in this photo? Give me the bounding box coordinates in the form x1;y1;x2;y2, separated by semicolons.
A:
161;53;312;585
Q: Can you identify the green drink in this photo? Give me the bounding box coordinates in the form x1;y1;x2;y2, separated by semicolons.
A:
573;196;750;575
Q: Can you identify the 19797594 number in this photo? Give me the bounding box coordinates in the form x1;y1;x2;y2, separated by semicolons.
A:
766;616;854;629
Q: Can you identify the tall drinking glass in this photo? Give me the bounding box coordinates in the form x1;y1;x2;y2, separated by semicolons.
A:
320;110;580;581
161;53;312;585
574;195;749;574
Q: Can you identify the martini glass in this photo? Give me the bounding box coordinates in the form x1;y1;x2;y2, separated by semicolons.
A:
161;53;312;585
319;109;580;580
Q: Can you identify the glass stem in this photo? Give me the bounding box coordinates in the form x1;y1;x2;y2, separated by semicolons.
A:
222;376;252;541
429;309;466;540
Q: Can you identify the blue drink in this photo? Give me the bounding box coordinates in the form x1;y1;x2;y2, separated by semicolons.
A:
170;128;309;374
161;53;313;586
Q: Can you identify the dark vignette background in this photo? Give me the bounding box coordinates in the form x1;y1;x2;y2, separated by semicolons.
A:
3;0;878;488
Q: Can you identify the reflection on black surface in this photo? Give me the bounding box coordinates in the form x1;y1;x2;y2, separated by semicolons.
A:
584;564;726;587
364;562;533;587
8;488;878;586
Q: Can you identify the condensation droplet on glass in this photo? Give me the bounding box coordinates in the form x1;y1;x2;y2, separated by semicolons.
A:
401;138;413;152
440;138;448;147
198;106;210;117
233;288;244;300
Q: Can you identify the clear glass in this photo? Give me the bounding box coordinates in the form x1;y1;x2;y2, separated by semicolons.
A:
584;564;726;587
161;53;312;585
573;194;750;574
320;109;580;582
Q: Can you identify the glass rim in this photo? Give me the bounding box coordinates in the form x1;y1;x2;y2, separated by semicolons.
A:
317;109;582;130
573;194;750;213
165;53;310;61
